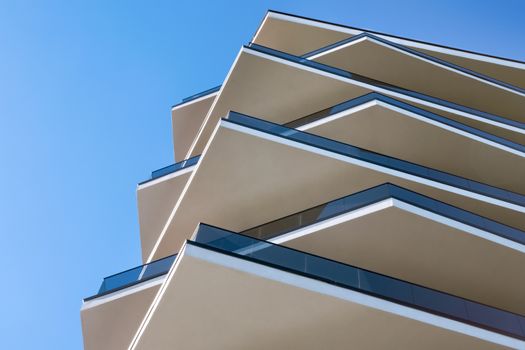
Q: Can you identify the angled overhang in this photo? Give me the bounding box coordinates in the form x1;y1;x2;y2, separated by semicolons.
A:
186;44;524;159
81;277;163;350
148;114;525;263
81;252;177;349
291;92;525;194
171;87;219;161
305;33;525;123
252;10;525;88
137;156;198;262
129;240;525;349
242;183;525;314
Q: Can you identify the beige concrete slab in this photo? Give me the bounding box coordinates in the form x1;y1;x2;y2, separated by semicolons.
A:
149;121;525;262
81;281;161;350
137;171;192;262
310;36;525;126
300;101;525;194
130;245;518;350
252;11;525;87
186;48;523;159
172;93;216;162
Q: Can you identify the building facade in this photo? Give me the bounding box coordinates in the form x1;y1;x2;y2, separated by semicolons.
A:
81;10;525;349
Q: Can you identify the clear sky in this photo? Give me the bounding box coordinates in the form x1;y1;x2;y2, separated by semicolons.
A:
0;0;523;348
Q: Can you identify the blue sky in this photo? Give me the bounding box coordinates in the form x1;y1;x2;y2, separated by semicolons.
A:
0;1;523;348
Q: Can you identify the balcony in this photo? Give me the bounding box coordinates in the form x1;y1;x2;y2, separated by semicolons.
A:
172;86;220;162
150;111;525;261
195;224;525;340
139;155;200;186
228;111;525;207
303;32;525;123
252;11;525;88
241;182;525;314
285;92;525;194
81;254;177;350
187;43;523;158
84;253;177;301
84;182;525;348
128;224;525;349
137;156;199;261
242;183;525;245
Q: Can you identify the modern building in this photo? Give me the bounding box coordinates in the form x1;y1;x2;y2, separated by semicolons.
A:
81;10;525;350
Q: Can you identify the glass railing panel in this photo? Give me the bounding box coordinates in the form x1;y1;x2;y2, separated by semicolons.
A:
139;155;200;185
193;224;525;339
86;253;178;301
411;284;468;320
357;269;414;304
195;223;256;253
141;254;177;280
285;106;333;128
98;266;143;294
465;301;524;335
226;111;525;207
243;184;393;240
248;241;307;271
171;85;221;108
241;183;525;247
305;254;359;288
181;85;221;103
150;155;200;180
519;317;525;335
244;214;302;239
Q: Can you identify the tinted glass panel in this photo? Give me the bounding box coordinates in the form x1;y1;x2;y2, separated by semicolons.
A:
240;183;525;246
412;285;468;320
141;155;200;184
305;255;359;288
142;255;177;280
88;253;178;300
358;270;412;304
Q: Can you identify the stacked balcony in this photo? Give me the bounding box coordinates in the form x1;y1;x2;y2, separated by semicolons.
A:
81;10;525;350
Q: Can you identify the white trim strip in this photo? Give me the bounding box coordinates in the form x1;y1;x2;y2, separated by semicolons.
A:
393;199;525;253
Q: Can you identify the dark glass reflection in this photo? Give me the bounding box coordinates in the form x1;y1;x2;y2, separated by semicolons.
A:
139;155;200;185
85;253;177;301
